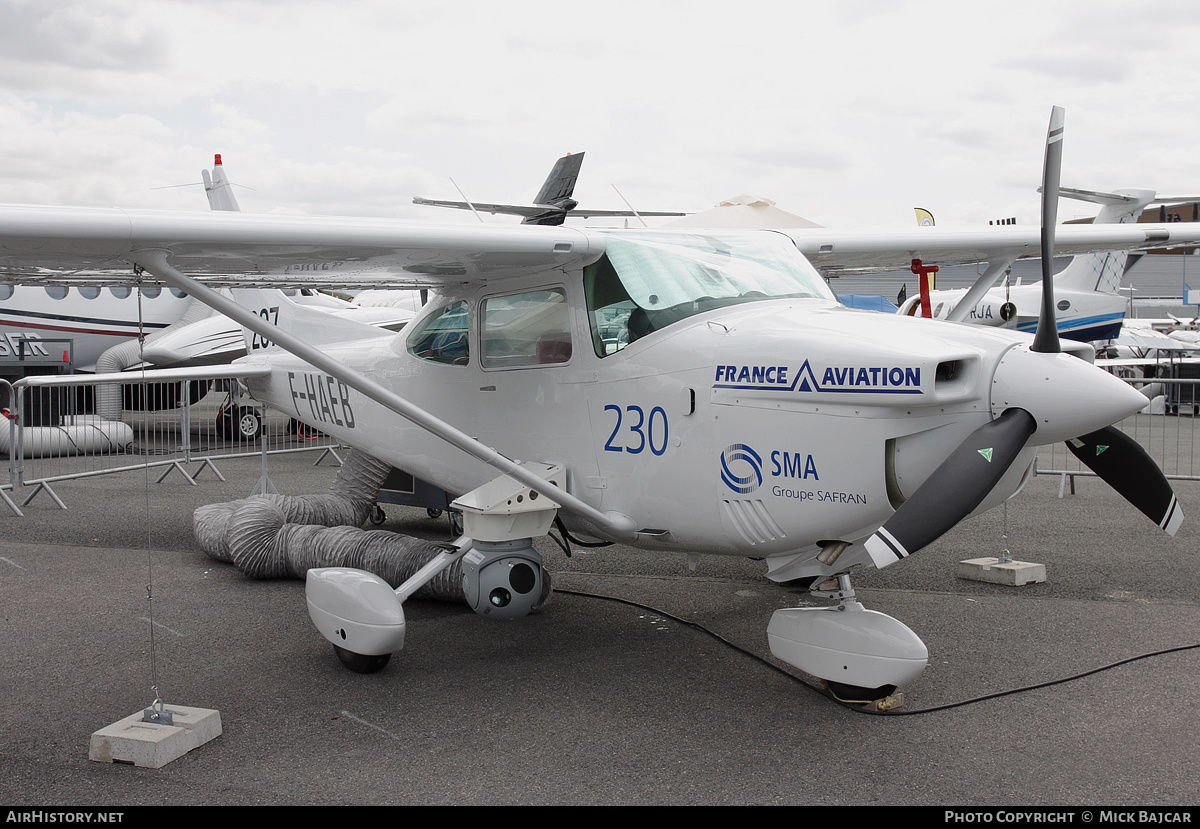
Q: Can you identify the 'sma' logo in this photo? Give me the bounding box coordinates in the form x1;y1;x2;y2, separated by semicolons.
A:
721;444;763;494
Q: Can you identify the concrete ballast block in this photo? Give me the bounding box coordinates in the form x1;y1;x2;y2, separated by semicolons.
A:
89;705;221;769
956;557;1047;586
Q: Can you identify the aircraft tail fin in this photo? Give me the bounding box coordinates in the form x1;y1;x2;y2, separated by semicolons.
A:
530;153;584;209
521;152;585;226
1054;188;1155;294
202;154;242;212
231;289;387;357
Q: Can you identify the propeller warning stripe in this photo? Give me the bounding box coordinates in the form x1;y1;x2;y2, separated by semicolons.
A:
1065;425;1184;537
868;408;1037;568
864;527;909;569
1161;494;1182;536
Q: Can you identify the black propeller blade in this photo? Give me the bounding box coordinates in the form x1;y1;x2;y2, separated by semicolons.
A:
865;408;1036;568
1066;426;1183;535
1032;105;1065;355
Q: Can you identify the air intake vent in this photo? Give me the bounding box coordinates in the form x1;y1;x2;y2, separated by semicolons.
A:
721;500;786;546
936;360;963;383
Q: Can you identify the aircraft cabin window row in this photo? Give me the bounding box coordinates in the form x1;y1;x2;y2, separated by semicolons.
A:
0;286;191;301
409;231;834;367
407;291;575;369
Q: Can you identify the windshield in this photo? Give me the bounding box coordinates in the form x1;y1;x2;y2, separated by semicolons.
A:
606;230;832;308
584;230;834;356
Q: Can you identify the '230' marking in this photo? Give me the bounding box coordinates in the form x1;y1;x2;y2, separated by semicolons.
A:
603;404;668;456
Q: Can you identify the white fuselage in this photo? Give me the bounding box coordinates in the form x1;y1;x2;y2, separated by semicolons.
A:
240;272;1127;585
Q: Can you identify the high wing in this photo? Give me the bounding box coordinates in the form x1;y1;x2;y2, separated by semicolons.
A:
0;205;602;287
3;204;1200;289
788;223;1192;274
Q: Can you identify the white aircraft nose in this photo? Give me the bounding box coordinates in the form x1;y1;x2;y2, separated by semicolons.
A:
989;346;1146;445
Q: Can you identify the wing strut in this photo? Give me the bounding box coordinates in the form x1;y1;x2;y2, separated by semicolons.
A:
131;250;638;541
944;256;1018;323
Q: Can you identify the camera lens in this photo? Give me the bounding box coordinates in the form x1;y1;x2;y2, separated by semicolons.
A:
489;587;512;608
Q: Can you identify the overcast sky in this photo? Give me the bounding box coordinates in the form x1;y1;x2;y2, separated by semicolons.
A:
2;0;1199;229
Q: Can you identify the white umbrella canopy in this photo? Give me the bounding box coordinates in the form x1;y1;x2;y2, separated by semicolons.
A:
1108;329;1200;352
665;195;823;229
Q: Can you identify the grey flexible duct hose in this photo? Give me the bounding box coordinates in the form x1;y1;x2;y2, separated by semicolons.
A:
193;449;466;601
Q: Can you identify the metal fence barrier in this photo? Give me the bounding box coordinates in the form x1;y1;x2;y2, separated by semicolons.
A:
0;369;344;515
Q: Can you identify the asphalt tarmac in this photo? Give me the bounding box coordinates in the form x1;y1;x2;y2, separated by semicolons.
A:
1;451;1198;806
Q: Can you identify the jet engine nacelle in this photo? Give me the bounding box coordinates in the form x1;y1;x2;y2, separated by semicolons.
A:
462;540;546;621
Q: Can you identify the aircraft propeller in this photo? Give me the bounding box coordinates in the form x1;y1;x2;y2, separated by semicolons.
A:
864;107;1183;569
1065;427;1183;533
1031;107;1064;355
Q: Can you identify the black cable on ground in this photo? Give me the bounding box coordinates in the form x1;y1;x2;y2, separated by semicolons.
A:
553;586;1200;716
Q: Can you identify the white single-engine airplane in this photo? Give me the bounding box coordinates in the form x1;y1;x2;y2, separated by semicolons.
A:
0;109;1190;700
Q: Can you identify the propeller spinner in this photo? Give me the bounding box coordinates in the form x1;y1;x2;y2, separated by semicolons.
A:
865;107;1182;569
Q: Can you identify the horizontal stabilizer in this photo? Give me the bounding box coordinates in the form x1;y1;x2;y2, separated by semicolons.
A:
412;196;686;220
1060;186;1200;210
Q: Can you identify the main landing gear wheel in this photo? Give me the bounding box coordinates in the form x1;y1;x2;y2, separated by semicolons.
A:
333;645;391;674
236;408;263;440
288;418;322;439
220;406;262;440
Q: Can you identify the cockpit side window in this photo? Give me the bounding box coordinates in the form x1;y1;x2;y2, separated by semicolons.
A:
584;256;636;357
481;288;571;369
407;300;470;365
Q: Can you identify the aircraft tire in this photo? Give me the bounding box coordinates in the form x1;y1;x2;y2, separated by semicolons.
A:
824;680;897;704
233;407;263;440
333;645;391;674
218;406;262;440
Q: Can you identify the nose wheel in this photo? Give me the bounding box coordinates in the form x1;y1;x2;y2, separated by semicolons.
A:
767;574;927;705
333;645;392;674
824;680;899;704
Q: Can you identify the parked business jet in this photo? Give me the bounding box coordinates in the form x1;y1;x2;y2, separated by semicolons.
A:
0;155;251;378
895;188;1187;342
